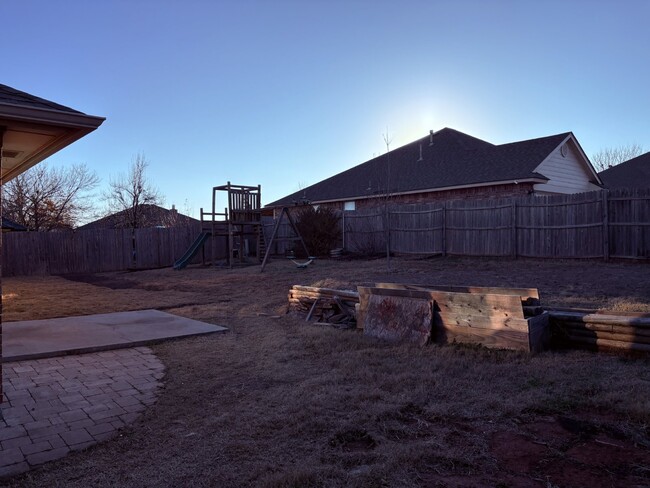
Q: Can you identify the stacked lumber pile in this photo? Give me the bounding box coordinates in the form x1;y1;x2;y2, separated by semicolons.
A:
550;311;650;353
288;285;359;328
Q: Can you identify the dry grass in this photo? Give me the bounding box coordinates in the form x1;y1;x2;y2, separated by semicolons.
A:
3;256;650;487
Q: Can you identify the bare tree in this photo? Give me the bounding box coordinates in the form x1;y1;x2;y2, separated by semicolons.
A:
592;144;644;172
2;163;99;231
104;153;162;267
104;153;162;228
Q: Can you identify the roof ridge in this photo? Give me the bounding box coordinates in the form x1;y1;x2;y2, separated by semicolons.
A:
496;132;572;148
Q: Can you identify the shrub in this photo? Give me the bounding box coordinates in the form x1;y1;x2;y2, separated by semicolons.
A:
294;206;342;257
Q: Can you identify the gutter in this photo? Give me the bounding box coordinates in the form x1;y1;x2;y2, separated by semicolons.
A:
0;102;105;129
266;177;547;208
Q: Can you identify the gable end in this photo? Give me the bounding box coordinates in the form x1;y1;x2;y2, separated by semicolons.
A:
533;135;602;194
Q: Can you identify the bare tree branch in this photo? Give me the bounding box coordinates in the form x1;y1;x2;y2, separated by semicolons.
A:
2;163;99;231
103;153;163;229
592;143;644;172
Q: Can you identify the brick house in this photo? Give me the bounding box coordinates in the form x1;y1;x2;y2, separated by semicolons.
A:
78;204;199;230
266;128;603;212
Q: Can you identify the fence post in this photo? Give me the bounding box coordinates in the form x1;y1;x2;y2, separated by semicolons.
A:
602;190;609;261
441;203;447;256
385;205;391;268
511;201;517;258
342;210;346;251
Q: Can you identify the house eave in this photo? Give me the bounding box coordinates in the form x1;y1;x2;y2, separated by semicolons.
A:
266;178;547;208
0;103;105;183
0;102;105;130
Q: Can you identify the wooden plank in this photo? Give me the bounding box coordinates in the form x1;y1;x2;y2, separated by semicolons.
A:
550;311;650;327
291;285;359;300
361;293;433;346
557;321;650;338
356;286;370;329
564;335;650;353
375;283;539;303
528;312;550;352
564;328;650;345
436;312;530;332
435;322;530;351
435;291;526;321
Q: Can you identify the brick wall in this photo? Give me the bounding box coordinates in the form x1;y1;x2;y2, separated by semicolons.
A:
306;183;535;211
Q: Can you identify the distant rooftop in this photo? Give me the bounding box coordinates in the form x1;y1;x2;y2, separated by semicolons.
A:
267;128;572;207
599;151;650;189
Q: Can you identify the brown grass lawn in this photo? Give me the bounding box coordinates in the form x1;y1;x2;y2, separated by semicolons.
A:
3;257;650;487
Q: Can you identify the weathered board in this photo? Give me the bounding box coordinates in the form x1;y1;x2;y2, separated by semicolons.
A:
375;283;540;305
288;285;359;327
550;310;650;353
358;284;548;352
358;288;433;346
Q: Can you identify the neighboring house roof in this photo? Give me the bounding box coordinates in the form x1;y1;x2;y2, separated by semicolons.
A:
77;205;200;231
0;83;105;182
1;217;27;231
598;152;650;189
267;128;597;207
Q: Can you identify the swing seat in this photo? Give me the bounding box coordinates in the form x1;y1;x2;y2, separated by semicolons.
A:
291;258;315;269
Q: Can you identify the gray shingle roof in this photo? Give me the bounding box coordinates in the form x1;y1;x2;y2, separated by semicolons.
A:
598;152;650;189
0;83;82;114
77;204;199;230
1;217;27;231
267;128;569;207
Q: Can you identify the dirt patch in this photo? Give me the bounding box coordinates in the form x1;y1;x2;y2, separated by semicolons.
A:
490;416;650;487
3;256;650;487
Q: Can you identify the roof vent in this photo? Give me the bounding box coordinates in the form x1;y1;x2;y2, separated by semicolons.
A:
418;143;423;162
2;150;22;159
429;130;434;146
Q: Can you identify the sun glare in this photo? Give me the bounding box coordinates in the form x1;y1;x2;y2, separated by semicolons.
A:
378;91;486;148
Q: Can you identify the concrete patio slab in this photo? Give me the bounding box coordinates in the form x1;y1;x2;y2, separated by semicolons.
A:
3;310;227;362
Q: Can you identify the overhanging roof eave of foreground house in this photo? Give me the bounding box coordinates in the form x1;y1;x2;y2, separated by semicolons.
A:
267;177;549;207
0;100;105;182
0;101;105;129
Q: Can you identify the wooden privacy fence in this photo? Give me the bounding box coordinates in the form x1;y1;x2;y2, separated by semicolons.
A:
2;224;204;276
12;188;646;277
344;188;650;260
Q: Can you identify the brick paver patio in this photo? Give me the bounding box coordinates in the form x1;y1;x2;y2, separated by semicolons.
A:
0;347;165;478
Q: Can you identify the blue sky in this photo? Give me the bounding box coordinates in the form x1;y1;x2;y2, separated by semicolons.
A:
3;0;649;216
